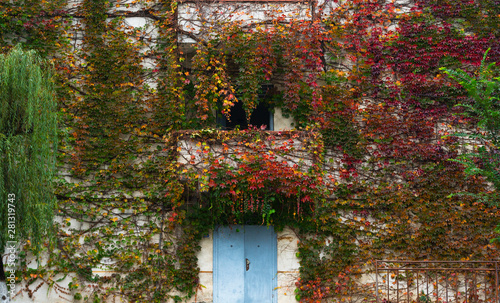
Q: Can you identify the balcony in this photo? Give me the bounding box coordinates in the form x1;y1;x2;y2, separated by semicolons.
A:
173;129;325;218
175;129;322;172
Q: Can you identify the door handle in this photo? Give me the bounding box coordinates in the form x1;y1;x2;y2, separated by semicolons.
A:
246;258;250;271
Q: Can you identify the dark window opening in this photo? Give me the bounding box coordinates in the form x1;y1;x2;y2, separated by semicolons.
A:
217;85;275;130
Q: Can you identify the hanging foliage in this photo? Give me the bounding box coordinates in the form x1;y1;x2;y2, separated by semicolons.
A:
0;44;58;265
0;0;499;302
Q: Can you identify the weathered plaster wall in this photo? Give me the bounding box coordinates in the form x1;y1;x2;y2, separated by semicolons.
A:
273;108;295;131
6;226;300;303
3;0;425;302
178;2;312;43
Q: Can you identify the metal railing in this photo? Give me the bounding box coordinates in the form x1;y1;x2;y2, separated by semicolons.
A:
375;261;499;303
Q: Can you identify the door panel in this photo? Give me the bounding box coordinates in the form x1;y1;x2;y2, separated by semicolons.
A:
214;225;245;303
213;225;277;303
244;226;277;303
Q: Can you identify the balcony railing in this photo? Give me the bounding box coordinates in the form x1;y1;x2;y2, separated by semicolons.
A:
375;261;500;303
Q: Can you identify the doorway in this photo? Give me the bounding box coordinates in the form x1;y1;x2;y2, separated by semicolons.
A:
213;225;278;303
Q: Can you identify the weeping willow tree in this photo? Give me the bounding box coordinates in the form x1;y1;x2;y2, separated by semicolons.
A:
0;45;58;291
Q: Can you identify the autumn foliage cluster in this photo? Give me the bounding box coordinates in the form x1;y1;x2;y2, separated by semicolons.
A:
1;0;499;302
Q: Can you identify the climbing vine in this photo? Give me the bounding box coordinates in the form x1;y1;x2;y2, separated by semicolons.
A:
175;128;325;228
1;0;500;302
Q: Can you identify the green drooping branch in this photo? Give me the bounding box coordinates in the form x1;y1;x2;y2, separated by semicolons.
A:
0;45;58;257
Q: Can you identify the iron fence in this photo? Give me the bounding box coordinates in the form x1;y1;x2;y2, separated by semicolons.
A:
375;261;499;303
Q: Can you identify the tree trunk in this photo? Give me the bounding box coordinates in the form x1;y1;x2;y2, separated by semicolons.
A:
0;257;5;281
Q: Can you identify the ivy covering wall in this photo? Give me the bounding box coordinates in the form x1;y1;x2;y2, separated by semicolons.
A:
0;0;499;302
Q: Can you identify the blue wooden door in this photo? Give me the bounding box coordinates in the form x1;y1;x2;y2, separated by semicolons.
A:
213;225;277;303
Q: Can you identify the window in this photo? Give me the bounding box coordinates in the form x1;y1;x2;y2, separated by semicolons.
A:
217;85;275;130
